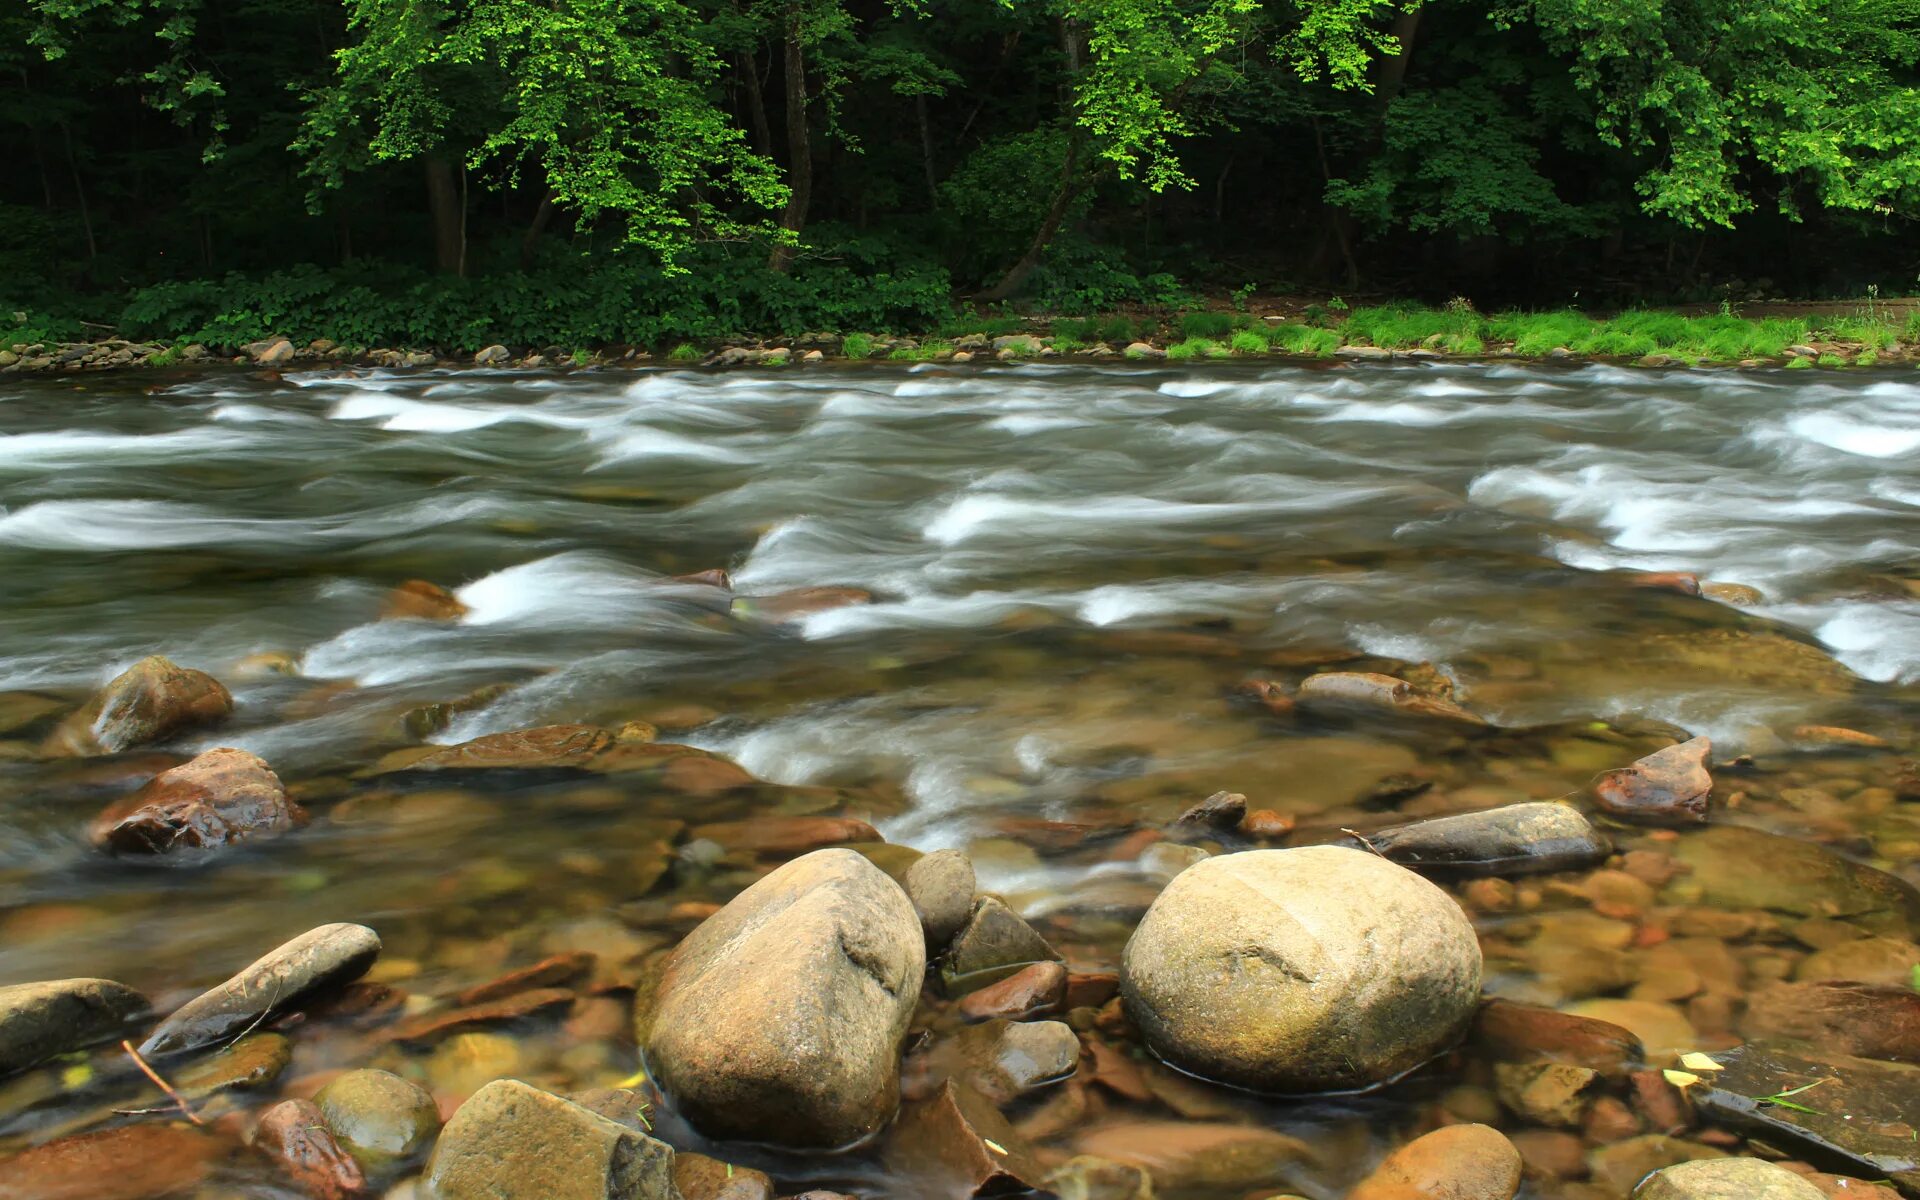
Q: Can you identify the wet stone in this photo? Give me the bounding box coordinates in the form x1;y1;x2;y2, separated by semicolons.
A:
1357;802;1610;877
174;1031;291;1097
1562;999;1695;1064
887;1078;1047;1200
1689;1042;1920;1196
673;1152;774;1200
253;1098;370;1200
957;960;1066;1022
1171;790;1246;832
384;987;574;1045
941;1019;1079;1103
945;896;1060;981
686;816;881;856
1348;1123;1522;1200
1795;936;1920;985
313;1068;441;1169
1495;1060;1600;1127
455;951;595;1006
1668;825;1920;936
1740;981;1920;1062
91;747;305;855
396;724;613;772
906;849;977;952
1042;1156;1153;1200
1594;736;1714;825
0;1121;233;1200
1634;1157;1828;1200
1296;670;1487;726
1073;1120;1316;1195
380;580;468;621
426;1079;676;1200
43;655;233;756
141;922;382;1056
0;977;147;1075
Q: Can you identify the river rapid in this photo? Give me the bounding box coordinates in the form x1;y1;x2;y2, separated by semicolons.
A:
1;360;1918;1197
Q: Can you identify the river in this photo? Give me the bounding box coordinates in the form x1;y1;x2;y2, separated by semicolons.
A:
1;360;1917;1196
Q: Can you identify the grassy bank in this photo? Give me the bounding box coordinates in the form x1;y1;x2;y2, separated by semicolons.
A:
5;294;1918;373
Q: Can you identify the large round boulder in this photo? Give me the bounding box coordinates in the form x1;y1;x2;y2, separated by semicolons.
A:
646;848;926;1147
1121;846;1481;1092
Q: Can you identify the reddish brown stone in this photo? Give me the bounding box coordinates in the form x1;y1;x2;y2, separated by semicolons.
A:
1239;809;1295;840
884;1079;1046;1198
91;747;305;855
253;1099;369;1200
1472;999;1643;1078
1584;1095;1642;1144
957;961;1066;1022
0;1122;232;1200
1741;981;1920;1063
1235;679;1296;716
1629;1068;1692;1135
1509;1129;1588;1180
671;569;733;590
1630;572;1703;596
1594;737;1713;825
382;987;574;1045
688;816;880;855
1103;829;1164;861
990;818;1101;855
659;755;756;794
455;952;596;1007
43;656;233;755
381;580;468;621
1084;1036;1152;1103
406;724;612;771
672;1151;773;1200
1064;971;1119;1011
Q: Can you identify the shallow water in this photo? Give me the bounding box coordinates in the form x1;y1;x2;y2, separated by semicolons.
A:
2;360;1918;1196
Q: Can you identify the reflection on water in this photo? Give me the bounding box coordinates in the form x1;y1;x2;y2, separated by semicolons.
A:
1;360;1917;1195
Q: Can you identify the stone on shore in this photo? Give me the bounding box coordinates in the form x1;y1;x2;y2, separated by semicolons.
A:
314;1068;441;1168
0;977;147;1075
426;1078;677;1200
905;849;976;951
1358;802;1610;877
1348;1124;1521;1200
90;747;305;854
1594;737;1713;825
141;922;382;1056
1633;1158;1826;1200
647;848;925;1147
43;655;233;755
1121;846;1481;1092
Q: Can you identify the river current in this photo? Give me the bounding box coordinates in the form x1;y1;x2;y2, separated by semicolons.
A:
1;360;1917;1196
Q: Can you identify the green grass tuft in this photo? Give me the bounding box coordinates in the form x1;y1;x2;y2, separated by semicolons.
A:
1166;336;1228;360
1230;329;1270;354
1785;355;1814;369
887;339;953;361
668;342;701;363
1270;324;1339;356
1176;311;1238;339
841;332;877;359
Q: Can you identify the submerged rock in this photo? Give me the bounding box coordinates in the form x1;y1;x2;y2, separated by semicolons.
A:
1689;1042;1920;1195
934;1019;1080;1103
380;579;468;621
957;961;1066;1022
1122;846;1482;1092
401;724;613;771
731;586;872;624
0;977;147;1075
1348;1124;1521;1200
887;1078;1047;1199
905;849;976;952
1594;737;1713;825
0;1121;232;1200
687;815;880;855
1634;1157;1827;1200
252;1098;370;1200
1296;671;1486;726
43;655;233;755
1172;790;1247;832
1667;825;1920;935
1740;981;1920;1062
673;1153;774;1200
90;747;305;854
427;1079;676;1200
141;922;382;1056
1357;802;1610;877
314;1068;441;1169
647;848;925;1147
1472;999;1643;1078
1072;1120;1315;1194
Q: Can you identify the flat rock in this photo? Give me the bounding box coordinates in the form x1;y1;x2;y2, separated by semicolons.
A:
91;747;305;854
141;922;382;1056
1689;1042;1920;1195
1073;1120;1315;1193
0;977;147;1075
647;848;925;1147
1634;1157;1828;1200
957;961;1066;1022
1122;846;1482;1092
1357;802;1610;877
1472;998;1643;1078
1562;999;1695;1064
1740;982;1920;1062
1296;671;1485;726
401;724;613;771
932;1019;1080;1104
252;1098;369;1200
43;656;233;755
1595;737;1713;825
906;849;976;951
426;1078;677;1200
0;1122;232;1200
687;816;881;856
1668;825;1920;936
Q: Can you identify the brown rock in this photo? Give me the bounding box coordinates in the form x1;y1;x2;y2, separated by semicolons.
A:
1594;737;1712;825
1630;572;1703;596
733;587;873;624
1495;1061;1600;1127
1509;1130;1588;1180
1236;679;1296;716
1630;1068;1693;1135
1296;671;1487;726
1173;790;1246;831
426;1079;674;1200
381;580;468;621
1348;1124;1522;1200
384;987;574;1045
43;655;233;755
1741;981;1920;1062
1585;1095;1643;1143
1473;1001;1643;1077
1795;936;1920;985
456;952;595;1007
402;724;612;771
1073;1120;1315;1194
906;849;976;951
1787;725;1890;750
0;1122;231;1200
957;961;1066;1022
657;754;756;794
91;748;304;854
1634;1158;1827;1200
253;1099;370;1200
886;1079;1046;1199
687;816;881;856
673;1152;774;1200
945;896;1060;980
1065;971;1120;1010
1240;808;1295;839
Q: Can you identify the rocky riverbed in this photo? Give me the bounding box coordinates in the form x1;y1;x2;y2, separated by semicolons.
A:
0;361;1917;1199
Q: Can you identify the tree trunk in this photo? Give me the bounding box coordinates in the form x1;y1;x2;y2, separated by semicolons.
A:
519;189;559;270
59;122;98;273
425;156;465;275
977;133;1086;303
739;51;773;155
767;12;811;274
1374;8;1423;110
916;93;940;208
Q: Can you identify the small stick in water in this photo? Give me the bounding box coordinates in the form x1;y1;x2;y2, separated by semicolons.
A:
120;1039;203;1126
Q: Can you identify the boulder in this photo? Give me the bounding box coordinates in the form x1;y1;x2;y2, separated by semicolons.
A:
252;1098;369;1200
1595;737;1713;824
1356;802;1610;877
141;923;382;1055
426;1079;677;1200
1348;1124;1521;1200
313;1068;441;1168
1634;1158;1826;1200
90;747;305;854
945;897;1059;980
905;849;976;951
1121;846;1481;1092
43;656;232;755
474;344;509;365
647;848;925;1147
0;977;146;1075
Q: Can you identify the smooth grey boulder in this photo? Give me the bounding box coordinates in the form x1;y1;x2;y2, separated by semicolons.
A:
946;897;1059;979
0;978;147;1075
140;923;381;1056
1355;802;1610;877
904;849;975;951
426;1079;677;1200
1122;846;1481;1092
647;848;925;1147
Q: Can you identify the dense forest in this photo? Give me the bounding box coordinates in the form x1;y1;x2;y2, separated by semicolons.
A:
5;0;1920;348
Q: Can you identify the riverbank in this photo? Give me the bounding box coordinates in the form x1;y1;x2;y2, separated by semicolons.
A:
5;301;1918;374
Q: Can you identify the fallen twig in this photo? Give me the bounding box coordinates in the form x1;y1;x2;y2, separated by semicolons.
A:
120;1040;203;1126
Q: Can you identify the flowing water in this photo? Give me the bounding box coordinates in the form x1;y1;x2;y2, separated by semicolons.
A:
2;360;1918;1197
